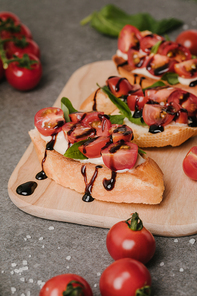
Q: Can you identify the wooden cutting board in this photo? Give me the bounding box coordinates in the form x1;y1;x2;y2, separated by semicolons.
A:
8;60;197;237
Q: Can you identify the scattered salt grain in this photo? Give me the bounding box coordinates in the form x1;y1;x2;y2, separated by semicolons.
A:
42;245;45;248
160;262;164;267
26;235;31;239
58;247;60;249
66;266;69;269
189;238;195;245
20;277;25;282
174;239;178;243
37;280;45;288
11;287;16;294
24;238;27;241
66;256;71;261
97;272;101;276
28;255;31;258
11;263;17;267
23;260;27;265
29;279;34;283
1;270;4;273
183;24;189;30
94;284;97;287
21;293;25;296
48;226;54;230
180;268;184;272
27;292;31;296
39;237;44;241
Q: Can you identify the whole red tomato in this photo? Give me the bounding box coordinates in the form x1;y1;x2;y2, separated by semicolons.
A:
5;52;42;91
176;30;197;56
0;11;20;23
5;38;40;58
99;258;151;296
0;22;32;40
106;212;156;264
39;273;93;296
183;146;197;180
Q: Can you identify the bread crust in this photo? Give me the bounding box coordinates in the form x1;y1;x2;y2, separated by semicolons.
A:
29;128;164;204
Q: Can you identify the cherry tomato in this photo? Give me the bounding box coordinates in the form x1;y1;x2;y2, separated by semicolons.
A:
101;141;138;171
5;38;40;59
145;86;176;103
110;124;133;142
174;59;197;78
62;122;96;144
34;107;65;137
127;94;149;111
143;103;174;126
0;22;32;40
0;11;20;23
82;112;111;137
158;41;191;62
174;108;188;124
183;146;197;180
127;48;147;68
176;30;197;56
39;273;93;296
0;58;4;81
78;136;109;158
5;53;42;91
69;112;86;123
106;212;156;264
106;76;133;97
145;54;175;77
99;258;151;296
118;25;142;53
140;33;164;54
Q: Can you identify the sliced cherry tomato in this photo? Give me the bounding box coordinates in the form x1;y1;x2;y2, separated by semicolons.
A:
0;11;20;23
5;53;42;91
106;212;156;264
176;30;197;56
99;258;151;296
118;25;142;53
62;122;96;144
167;89;187;104
82;112;111;137
0;22;32;40
69;112;86;123
158;41;191;62
183;146;197;181
106;76;133;97
174;59;197;78
127;95;149;111
143;103;174;126
174;108;188;124
39;273;93;296
145;54;175;77
110;124;133;142
34;107;65;136
127;48;147;68
145;86;176;103
140;33;164;54
5;38;40;58
0;58;4;81
101;141;138;171
78;136;109;158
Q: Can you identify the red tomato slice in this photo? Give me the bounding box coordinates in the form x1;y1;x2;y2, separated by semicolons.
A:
158;41;191;62
127;48;147;68
127;95;149;111
106;76;133;97
140;33;164;54
174;59;197;78
101;141;138;171
78;136;110;158
143;103;174;126
145;86;176;103
62;122;96;144
69;112;86;123
174;108;188;124
176;30;197;56
110;124;133;142
82;112;111;137
183;146;197;180
34;107;65;136
118;25;142;53
5;38;40;59
145;54;175;77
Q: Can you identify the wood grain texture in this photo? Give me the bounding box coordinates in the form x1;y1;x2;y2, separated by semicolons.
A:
8;60;197;237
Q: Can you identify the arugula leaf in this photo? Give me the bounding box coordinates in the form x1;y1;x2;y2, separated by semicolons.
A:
109;114;125;124
161;72;179;85
100;85;146;126
151;40;163;54
61;97;78;122
64;140;88;160
81;4;183;37
143;81;166;91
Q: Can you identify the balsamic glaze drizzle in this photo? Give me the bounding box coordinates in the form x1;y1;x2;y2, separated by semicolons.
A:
16;181;37;196
103;171;117;191
189;80;197;87
92;88;100;111
81;165;102;202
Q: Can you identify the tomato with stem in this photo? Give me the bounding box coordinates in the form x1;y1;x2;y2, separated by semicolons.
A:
5;37;40;58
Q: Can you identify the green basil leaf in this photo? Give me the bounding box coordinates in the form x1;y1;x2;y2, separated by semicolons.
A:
151;40;163;54
161;72;179;85
80;4;183;37
192;55;197;59
164;34;171;41
61;97;78;122
64;140;88;160
138;148;146;155
109;114;125;124
143;81;166;91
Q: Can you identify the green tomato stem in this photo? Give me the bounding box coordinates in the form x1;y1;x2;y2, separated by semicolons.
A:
126;212;143;231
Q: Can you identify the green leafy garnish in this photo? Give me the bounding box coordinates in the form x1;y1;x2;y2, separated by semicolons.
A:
151;40;163;54
61;97;78;122
138;148;146;155
164;34;171;41
161;72;179;85
143;81;166;91
100;85;146;126
64;140;88;160
80;4;183;37
109;114;125;124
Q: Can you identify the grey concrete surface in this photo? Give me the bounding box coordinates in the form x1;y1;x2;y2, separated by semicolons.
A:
0;0;197;295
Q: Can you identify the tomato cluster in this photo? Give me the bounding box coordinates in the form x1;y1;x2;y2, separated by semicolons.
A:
0;11;42;90
106;76;197;130
118;24;197;79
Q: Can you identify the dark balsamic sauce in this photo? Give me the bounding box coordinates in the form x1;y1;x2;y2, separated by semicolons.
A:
189;80;197;87
103;171;117;191
115;77;127;92
134;74;138;84
81;165;102;202
117;61;128;68
36;170;47;180
92;88;100;111
139;76;145;87
16;181;37;196
149;125;164;134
